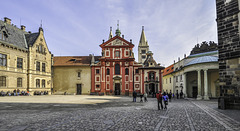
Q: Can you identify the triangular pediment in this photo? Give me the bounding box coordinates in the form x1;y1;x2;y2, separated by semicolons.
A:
105;38;128;46
100;35;134;48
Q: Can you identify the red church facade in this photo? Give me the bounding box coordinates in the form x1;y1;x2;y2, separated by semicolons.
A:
91;27;164;96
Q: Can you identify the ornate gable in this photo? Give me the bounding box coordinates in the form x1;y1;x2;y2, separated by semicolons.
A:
100;35;134;48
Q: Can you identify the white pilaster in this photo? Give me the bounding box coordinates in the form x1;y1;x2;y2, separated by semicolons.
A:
183;73;187;98
204;69;210;100
197;70;202;100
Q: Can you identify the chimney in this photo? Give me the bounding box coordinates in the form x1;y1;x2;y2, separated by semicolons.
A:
174;60;175;64
184;54;186;58
178;57;180;61
4;17;11;24
21;25;26;31
122;35;124;38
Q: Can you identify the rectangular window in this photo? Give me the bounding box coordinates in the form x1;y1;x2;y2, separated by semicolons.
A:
42;79;45;88
115;51;120;57
36;79;40;88
96;85;100;88
78;72;81;77
107;68;110;75
17;58;23;68
170;78;171;83
135;69;139;74
176;76;178;82
36;62;40;71
180;75;182;81
136;76;139;81
0;76;6;86
42;63;45;72
96;69;100;74
17;78;22;87
0;53;7;66
142;55;146;59
96;77;100;81
141;50;146;54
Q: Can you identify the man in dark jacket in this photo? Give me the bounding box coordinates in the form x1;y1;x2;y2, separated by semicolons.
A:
133;91;137;102
156;90;163;110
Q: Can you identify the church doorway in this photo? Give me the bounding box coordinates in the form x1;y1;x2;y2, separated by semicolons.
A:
115;83;120;95
149;83;155;97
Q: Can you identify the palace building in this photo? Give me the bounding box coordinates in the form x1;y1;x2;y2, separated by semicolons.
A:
0;17;53;95
53;25;164;96
164;41;220;99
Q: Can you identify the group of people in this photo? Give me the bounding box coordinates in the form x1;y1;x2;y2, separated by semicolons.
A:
175;90;184;99
33;91;49;95
132;91;148;102
0;89;29;96
132;89;184;110
156;90;170;110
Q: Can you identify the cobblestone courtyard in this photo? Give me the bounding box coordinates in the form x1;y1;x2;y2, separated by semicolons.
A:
0;95;240;131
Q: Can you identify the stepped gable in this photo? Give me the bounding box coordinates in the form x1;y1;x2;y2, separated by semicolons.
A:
190;41;218;55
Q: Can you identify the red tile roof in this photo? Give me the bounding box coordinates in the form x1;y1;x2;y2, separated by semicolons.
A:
162;64;174;76
53;56;101;66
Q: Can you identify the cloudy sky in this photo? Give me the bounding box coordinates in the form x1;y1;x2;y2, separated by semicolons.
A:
1;0;217;67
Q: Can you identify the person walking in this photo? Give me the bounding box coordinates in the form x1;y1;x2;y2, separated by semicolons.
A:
180;90;183;99
156;90;163;110
144;92;148;102
163;92;169;109
168;90;172;102
176;90;179;99
133;91;137;102
140;93;143;102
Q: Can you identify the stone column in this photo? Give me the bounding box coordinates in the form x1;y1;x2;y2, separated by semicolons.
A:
197;70;202;100
183;73;187;98
204;69;210;100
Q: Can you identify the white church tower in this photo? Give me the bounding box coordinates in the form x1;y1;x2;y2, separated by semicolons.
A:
138;26;149;63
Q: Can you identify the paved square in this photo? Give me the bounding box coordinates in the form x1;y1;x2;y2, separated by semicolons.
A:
0;96;239;131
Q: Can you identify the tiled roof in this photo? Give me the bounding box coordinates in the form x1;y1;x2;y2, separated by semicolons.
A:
162;64;174;76
185;56;218;66
0;20;28;49
53;56;101;66
25;33;39;46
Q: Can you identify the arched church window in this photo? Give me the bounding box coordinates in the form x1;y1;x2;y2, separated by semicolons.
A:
115;64;120;75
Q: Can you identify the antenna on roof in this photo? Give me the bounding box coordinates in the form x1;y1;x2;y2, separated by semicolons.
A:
40;19;43;28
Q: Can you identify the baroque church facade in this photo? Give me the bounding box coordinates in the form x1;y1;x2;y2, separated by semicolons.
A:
0;17;53;95
53;26;164;96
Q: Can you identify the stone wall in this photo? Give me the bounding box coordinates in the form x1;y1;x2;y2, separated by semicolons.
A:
216;0;240;107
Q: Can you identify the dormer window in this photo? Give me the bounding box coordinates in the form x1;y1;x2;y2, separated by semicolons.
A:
0;31;8;41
